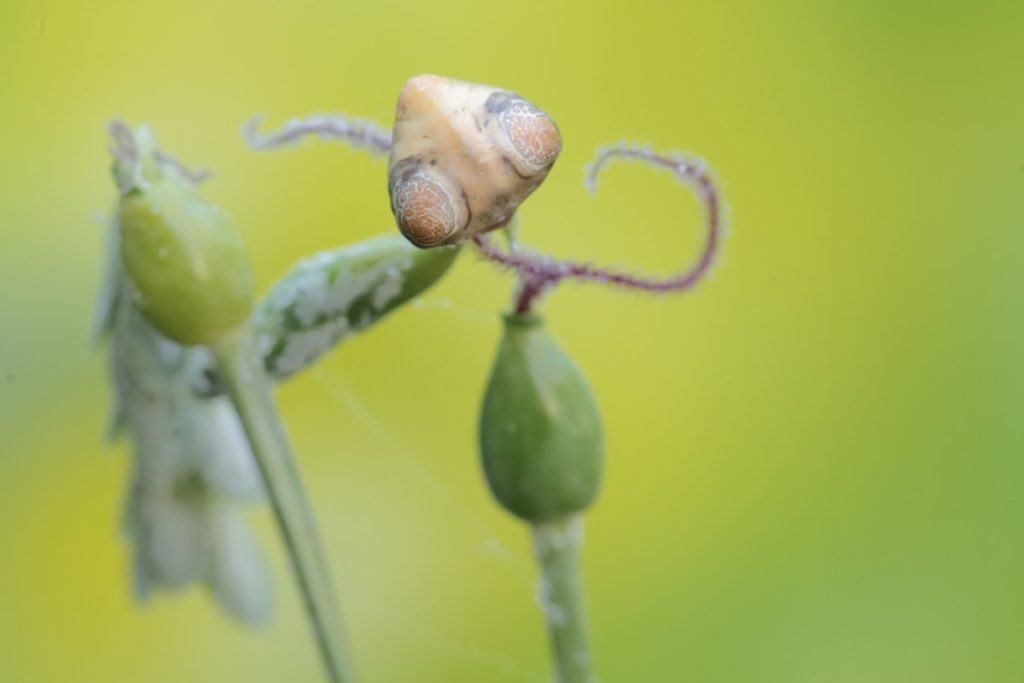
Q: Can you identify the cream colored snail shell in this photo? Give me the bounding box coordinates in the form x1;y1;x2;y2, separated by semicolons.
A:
388;74;562;248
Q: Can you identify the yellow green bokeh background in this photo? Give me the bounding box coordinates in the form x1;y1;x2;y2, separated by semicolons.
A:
2;1;1022;681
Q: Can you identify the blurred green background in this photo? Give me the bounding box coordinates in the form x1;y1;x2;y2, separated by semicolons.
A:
2;1;1023;681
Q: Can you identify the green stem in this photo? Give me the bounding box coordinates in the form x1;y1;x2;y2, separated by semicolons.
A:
531;515;594;683
213;332;354;683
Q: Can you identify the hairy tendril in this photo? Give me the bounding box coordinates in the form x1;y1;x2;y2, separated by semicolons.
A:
244;114;392;156
241;115;724;315
475;143;723;313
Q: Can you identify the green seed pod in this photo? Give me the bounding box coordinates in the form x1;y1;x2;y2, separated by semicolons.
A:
118;179;255;346
254;234;459;379
479;314;603;522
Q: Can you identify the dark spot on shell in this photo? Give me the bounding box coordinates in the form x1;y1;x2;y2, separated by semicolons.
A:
460;188;473;230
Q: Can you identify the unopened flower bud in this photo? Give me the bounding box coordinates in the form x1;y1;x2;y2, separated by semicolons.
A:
479;314;603;522
113;125;255;346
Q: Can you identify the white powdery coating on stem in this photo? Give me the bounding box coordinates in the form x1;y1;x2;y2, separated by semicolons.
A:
536;577;567;626
532;516;584;558
530;520;583;628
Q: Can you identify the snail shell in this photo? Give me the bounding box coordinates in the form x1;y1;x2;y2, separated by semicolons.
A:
388;74;561;247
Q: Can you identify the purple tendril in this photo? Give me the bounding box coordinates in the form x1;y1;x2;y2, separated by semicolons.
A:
244;114;392;156
475;142;724;314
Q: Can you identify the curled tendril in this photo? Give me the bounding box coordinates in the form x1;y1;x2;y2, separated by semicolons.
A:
241;111;723;314
108;119;212;193
475;142;724;313
243;114;392;156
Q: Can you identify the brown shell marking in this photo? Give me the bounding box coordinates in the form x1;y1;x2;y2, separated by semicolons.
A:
392;170;458;247
500;100;561;168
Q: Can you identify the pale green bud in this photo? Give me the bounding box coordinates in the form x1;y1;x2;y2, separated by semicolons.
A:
111;123;254;346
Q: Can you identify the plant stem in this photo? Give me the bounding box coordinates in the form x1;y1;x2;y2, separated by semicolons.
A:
531;515;594;683
213;332;354;683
